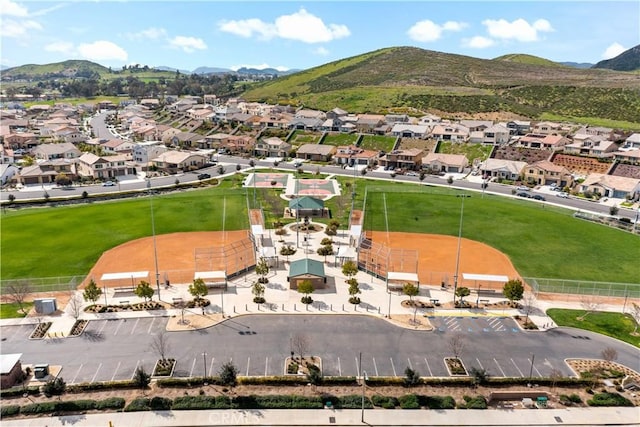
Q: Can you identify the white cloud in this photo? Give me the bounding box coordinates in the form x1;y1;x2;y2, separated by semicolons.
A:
44;41;75;55
407;19;466;42
230;63;289;72
219;8;350;43
602;42;626;59
313;46;330;56
482;18;554;42
77;40;128;62
464;36;494;49
0;0;29;17
126;27;167;40
168;36;207;53
0;19;42;37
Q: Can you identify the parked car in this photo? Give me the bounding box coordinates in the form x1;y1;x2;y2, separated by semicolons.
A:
102;181;115;187
516;191;531;198
197;173;211;180
533;194;546;201
405;171;419;177
516;186;530;191
556;192;569;198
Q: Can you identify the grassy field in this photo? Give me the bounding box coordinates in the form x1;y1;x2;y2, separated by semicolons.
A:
289;130;321;144
437;141;493;163
546;308;639;347
321;133;360;146
1;185;248;280
539;113;640;131
359;134;397;152
0;302;33;319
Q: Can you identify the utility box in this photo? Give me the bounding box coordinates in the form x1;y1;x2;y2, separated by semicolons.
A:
34;364;49;379
33;298;57;315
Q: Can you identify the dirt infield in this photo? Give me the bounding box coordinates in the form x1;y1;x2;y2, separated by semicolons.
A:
367;231;521;289
82;231;248;288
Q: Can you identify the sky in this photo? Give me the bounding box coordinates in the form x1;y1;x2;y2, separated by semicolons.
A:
1;0;638;71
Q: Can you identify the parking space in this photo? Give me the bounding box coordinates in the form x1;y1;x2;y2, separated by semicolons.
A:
429;316;518;334
0;324;37;342
67;358;156;384
83;317;165;337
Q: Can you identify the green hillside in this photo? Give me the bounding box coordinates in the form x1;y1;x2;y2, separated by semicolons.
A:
3;60;110;77
493;53;565;67
242;46;640;125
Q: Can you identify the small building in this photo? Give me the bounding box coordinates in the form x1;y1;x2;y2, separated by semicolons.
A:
288;258;326;290
288;196;328;218
0;353;23;389
296;144;336;162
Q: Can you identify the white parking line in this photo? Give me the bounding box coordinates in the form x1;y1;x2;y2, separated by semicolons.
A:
493;358;506;377
511;358;524;377
111;361;121;381
390;358;397;376
98;321;107;335
407;358;413;369
113;320;124;336
528;358;542;377
209;357;215;377
424;358;433;376
372;357;379;376
130;318;140;335
189;358;196;377
338;357;342;376
71;364;84;384
246;357;251;376
131;360;140;379
355;356;360;376
475;358;485;370
91;363;102;383
265;357;269;377
147;317;156;334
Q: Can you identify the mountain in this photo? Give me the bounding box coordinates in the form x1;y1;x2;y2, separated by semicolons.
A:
493;53;564;67
192;66;232;74
241;46;640;123
3;59;110;78
155;66;192;74
592;44;640;71
561;62;594;69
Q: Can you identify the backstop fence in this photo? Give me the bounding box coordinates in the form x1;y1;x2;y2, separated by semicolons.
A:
0;276;81;295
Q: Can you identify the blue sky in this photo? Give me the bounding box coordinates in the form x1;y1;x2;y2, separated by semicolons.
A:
1;0;638;71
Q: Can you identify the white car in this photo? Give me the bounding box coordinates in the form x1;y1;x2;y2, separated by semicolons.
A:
556;192;569;198
102;181;116;187
516;186;530;191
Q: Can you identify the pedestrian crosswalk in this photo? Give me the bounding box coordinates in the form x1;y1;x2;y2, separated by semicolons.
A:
429;316;518;333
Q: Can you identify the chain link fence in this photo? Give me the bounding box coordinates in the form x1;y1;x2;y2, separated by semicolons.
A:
0;276;81;295
525;277;640;299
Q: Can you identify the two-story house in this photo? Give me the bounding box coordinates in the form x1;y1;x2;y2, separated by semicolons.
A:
133;141;168;166
151;151;207;174
76;153;135;179
523;160;573;187
333;145;378;168
296;144;336;162
254;137;292;158
379;148;424;171
31;142;81;161
430;124;469;142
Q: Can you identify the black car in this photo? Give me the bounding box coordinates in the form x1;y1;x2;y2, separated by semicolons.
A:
532;194;546;201
197;173;211;180
516;191;531;198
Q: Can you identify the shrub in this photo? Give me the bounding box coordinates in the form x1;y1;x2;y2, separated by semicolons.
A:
133;367;151;389
1;405;20;418
172;395;232;410
421;395;456;409
96;397;126;410
404;367;421;387
150;396;173;410
42;377;66;396
587;392;633;407
125;397;151;412
0;385;40;398
336;394;372;409
371;395;399;409
218;361;238;387
398;394;420;409
20;401;57;415
459;395;487;409
55;399;97;412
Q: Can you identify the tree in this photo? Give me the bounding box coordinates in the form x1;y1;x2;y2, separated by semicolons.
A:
297;280;314;305
274;227;287;242
419;172;426;182
316;245;334;262
151;331;170;362
8;194;15;203
135;280;155;302
503;279;524;303
83;279;102;304
55;172;72;187
218;361;238;386
66;292;83;320
455;287;470;304
189;278;208;302
291;333;310;360
404;367;420;387
280;244;297;262
342;260;358;280
521;293;537;324
448;333;465;359
402;283;420;323
447;176;454;184
631;303;640;335
348;279;361;306
252;281;265;304
42;377;66;397
600;347;618;362
133;367;151;390
578;296;601;320
235;164;241;171
609;205;619;216
7;281;31;316
255;257;269;283
469;367;488;386
217;165;226;174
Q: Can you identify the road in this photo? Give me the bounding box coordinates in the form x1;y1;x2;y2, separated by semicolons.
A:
1;315;637;383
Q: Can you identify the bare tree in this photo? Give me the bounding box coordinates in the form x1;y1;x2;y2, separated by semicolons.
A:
578;296;601;320
151;331;171;362
549;368;563;390
66;292;84;320
448;333;465;359
7;281;32;316
521;293;537;323
630;303;640;335
291;332;309;361
600;347;618;363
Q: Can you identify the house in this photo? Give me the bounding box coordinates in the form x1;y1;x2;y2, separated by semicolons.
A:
355;114;385;132
170;132;202;148
296;144;336;162
481;124;510;144
422;153;469;173
385;114;410;124
505;120;531;135
519;133;568;150
17;159;75;185
0;353;23;389
4;132;39;149
254;137;291;158
1;146;15;164
295;109;326;120
379;148;424;171
523;160;573;187
578;174;640;200
563;136;618;157
133;141;168;165
288;196;328;218
76;153;135;179
459;120;493;133
31;142;81;161
430;124;469;142
613;149;640;164
132;124;159;141
333;145;378;167
151;151;207;174
224;135;255;154
532;121;563;135
575;126;613;138
287;258;326;290
326;108;348;120
622;133;640;150
418;114;441;124
287;117;323;131
139;99;160;109
390;124;431;139
479;159;527;180
102;139;136;155
259;113;293;129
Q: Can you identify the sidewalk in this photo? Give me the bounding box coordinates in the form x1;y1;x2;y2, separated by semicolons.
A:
3;407;639;427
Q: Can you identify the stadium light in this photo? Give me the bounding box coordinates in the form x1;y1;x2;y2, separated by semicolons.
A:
147;178;161;301
452;194;469;306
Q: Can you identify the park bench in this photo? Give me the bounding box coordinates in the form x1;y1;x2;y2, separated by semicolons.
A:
114;286;135;293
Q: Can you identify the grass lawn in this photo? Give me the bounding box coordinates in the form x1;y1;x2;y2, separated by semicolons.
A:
359;134;397;152
547;308;640;347
437;141;493;163
290;130;321;144
0;302;33;319
1;184;248;280
321;133;360;146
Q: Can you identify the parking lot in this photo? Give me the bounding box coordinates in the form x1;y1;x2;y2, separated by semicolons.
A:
428;316;518;334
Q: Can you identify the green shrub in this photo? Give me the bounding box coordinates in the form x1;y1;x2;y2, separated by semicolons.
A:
336;394;372;409
420;395;456;409
55;400;97;412
0;405;20;418
0;385;40;398
587;392;633;407
96;397;126;410
67;380;138;393
149;396;173;410
569;394;582;404
399;394;420;409
172;395;232;410
371;395;399;409
238;376;309;386
20;401;57;414
459;395;487;409
366;377;405;387
42;377;66;396
124;397;151;412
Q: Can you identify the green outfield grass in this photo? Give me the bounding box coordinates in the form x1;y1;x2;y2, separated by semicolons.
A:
546;309;639;347
1;185;248;280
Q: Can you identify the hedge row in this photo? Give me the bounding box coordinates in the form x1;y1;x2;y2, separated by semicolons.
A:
66;380;139;393
587;392;633;407
0;385;40;398
157;376;359;388
15;397;126;416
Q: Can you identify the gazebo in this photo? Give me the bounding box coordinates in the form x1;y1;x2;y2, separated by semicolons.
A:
288;196;327;218
288;258;326;289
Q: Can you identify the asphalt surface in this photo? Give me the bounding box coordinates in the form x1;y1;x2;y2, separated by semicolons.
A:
1;315;638;383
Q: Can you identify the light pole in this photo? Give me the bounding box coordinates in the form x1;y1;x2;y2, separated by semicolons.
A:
452;194;468;306
476;283;481;309
361;369;368;423
147;179;161;301
202;352;207;378
528;354;536;380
